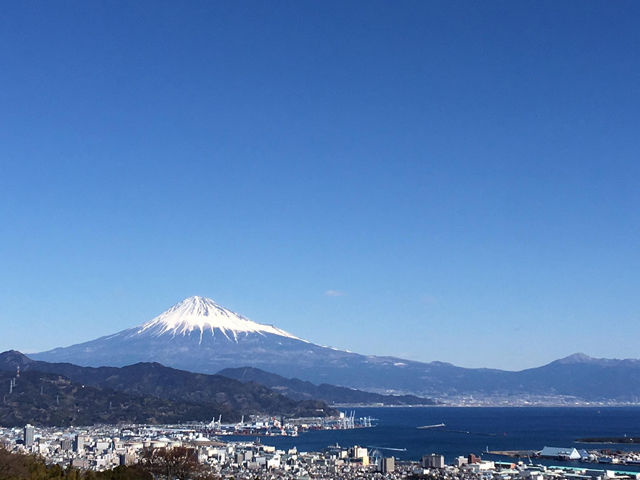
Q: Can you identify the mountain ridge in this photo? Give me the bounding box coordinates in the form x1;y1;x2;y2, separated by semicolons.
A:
28;297;640;401
0;368;235;428
217;366;437;406
0;351;336;424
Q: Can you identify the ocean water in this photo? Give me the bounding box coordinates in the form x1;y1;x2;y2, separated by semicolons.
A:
225;407;640;467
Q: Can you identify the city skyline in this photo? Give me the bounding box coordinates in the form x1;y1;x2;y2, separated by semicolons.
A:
1;2;639;370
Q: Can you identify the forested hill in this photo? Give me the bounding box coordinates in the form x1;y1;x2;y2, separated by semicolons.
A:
0;351;335;427
0;369;233;427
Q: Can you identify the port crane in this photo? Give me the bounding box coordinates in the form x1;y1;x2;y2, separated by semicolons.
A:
341;411;356;429
208;415;222;428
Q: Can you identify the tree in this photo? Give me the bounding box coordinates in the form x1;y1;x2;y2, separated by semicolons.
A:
139;448;202;480
96;466;151;480
0;446;29;480
0;447;81;480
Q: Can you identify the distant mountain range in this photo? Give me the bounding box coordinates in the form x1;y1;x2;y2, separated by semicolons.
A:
217;367;436;405
26;296;640;401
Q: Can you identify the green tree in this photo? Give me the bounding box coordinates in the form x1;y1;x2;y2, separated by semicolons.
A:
0;446;29;480
96;466;151;480
83;470;96;480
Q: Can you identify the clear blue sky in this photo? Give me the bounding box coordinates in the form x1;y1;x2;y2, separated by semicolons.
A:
1;1;639;370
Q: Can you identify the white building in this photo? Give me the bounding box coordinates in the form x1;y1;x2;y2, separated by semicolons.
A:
422;454;445;468
540;446;582;460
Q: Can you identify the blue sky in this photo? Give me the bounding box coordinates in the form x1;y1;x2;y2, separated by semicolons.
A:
1;1;639;370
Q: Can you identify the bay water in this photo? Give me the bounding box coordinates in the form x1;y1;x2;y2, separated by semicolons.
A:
226;407;640;468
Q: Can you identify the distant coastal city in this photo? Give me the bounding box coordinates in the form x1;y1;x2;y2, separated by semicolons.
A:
427;396;640;408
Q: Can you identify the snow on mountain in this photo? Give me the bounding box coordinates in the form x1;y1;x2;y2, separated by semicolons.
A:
123;296;303;343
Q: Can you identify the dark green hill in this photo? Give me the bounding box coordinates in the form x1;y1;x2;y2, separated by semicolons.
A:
217;366;437;405
0;370;234;427
0;351;335;422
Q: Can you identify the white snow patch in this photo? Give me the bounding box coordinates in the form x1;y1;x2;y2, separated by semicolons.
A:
319;344;353;353
128;296;304;342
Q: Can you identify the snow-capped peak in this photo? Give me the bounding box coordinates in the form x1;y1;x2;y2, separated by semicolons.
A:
131;296;302;342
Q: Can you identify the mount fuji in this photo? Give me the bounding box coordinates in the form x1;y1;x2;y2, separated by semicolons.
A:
31;296;454;394
33;296;311;371
31;297;373;380
30;296;640;400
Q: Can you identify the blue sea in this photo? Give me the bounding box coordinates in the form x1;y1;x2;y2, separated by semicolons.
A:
226;407;640;468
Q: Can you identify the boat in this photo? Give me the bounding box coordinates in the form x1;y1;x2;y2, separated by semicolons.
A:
417;423;446;429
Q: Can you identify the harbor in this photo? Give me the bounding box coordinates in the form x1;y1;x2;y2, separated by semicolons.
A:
177;411;376;438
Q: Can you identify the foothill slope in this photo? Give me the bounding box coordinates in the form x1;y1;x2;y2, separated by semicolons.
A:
0;351;335;427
